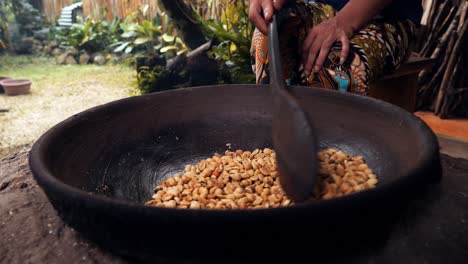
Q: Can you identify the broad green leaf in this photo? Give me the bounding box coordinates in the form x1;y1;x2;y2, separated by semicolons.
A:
133;24;147;34
71;24;84;30
84;19;92;33
141;20;162;34
161;34;175;42
160;45;178;53
80;36;89;45
127;24;142;32
109;41;123;47
175;37;185;45
125;46;134;54
114;41;130;52
134;37;152;45
121;31;139;38
120;23;128;31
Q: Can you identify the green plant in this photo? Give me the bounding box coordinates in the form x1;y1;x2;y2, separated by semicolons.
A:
62;17;121;53
157;33;188;59
113;19;162;55
136;0;255;93
137;65;189;94
113;5;163;55
11;0;45;36
0;0;13;51
199;0;254;83
113;5;187;59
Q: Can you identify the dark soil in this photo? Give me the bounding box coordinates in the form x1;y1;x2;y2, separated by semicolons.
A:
0;152;124;264
1;151;467;263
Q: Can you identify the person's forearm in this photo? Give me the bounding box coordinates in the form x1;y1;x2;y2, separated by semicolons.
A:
335;0;393;35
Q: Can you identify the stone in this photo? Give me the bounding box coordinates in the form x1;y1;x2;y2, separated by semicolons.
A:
65;55;78;65
79;52;90;64
66;47;78;56
51;48;62;57
109;54;121;64
46;40;59;54
56;52;70;65
14;37;34;55
49;40;58;48
32;45;43;54
121;53;133;61
90;52;99;62
93;54;107;65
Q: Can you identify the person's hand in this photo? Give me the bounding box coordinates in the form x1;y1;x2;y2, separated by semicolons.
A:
302;16;354;76
248;0;290;34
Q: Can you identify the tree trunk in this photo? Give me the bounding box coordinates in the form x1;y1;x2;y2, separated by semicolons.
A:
30;0;44;13
159;0;207;50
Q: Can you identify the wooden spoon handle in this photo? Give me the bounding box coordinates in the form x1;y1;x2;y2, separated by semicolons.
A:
268;15;288;92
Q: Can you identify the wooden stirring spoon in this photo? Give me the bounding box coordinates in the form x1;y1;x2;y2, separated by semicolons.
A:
268;15;319;202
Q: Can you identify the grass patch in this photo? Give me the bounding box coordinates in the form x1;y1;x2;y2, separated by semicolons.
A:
0;55;139;158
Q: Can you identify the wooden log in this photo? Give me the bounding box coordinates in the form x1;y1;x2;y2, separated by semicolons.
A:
142;39;221;91
167;39;214;71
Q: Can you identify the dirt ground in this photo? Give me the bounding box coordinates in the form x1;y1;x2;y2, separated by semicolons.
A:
1;151;468;263
0;151;124;264
0;55;138;158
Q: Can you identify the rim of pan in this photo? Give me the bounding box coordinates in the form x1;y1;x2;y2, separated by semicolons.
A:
29;84;440;217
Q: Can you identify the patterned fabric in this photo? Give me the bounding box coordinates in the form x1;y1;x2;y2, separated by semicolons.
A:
250;1;417;95
315;0;423;23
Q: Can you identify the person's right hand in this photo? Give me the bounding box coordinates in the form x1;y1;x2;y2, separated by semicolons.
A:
249;0;290;34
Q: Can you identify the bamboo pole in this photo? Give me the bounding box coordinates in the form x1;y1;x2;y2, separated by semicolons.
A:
421;0;434;26
421;1;452;56
458;1;468;32
445;56;462;114
434;18;468;116
420;29;457;105
418;4;461;83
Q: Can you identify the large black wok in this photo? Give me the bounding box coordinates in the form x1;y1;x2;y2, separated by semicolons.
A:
29;84;441;262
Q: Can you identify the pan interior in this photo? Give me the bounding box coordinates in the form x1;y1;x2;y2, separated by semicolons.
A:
43;85;426;203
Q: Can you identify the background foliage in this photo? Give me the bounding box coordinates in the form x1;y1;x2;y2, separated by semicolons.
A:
2;0;255;91
0;0;48;54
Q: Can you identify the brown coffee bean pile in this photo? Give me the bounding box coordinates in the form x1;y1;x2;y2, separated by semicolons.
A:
145;148;378;209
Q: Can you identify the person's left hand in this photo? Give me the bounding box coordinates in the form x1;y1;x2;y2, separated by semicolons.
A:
302;16;354;76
